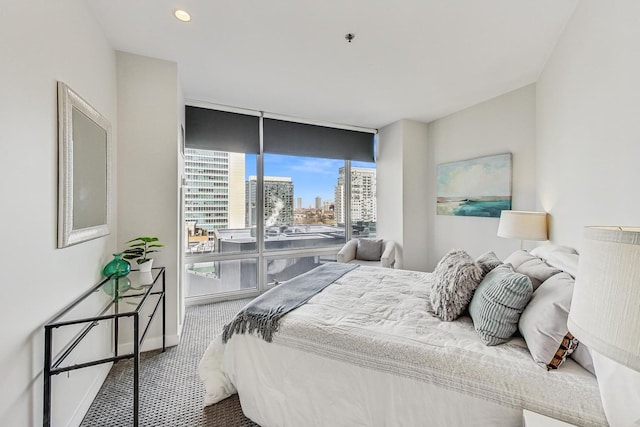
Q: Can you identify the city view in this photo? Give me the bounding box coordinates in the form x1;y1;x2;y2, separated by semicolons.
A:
184;149;376;251
183;148;376;296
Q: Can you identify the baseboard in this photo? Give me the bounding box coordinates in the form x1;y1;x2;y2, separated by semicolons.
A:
118;334;181;355
177;317;184;339
66;363;112;427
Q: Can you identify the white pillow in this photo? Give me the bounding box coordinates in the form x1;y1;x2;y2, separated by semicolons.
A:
545;252;580;278
529;245;580;278
530;244;578;259
571;343;595;375
519;272;578;370
503;250;562;290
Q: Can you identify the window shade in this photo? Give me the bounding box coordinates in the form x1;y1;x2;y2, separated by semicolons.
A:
263;118;375;162
185;106;260;154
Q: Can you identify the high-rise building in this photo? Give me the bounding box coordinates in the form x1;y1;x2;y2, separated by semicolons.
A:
296;197;302;209
334;166;376;225
315;196;322;210
323;201;333;211
246;176;294;227
184;148;245;233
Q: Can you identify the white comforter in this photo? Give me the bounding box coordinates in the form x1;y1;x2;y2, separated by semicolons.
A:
200;266;607;427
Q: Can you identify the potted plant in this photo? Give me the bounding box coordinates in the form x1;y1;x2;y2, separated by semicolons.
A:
123;236;164;273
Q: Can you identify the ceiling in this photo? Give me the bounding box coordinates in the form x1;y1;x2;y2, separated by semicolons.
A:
87;0;577;129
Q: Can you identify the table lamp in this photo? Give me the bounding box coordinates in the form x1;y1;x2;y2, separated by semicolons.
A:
568;226;640;371
567;226;640;426
497;210;548;249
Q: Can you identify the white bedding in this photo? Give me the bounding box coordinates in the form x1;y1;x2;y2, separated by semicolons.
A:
200;266;607;427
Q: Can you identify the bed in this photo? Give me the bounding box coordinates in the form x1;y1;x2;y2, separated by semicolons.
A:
199;252;608;427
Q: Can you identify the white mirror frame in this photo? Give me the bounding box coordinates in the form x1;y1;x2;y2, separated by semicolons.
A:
57;82;112;248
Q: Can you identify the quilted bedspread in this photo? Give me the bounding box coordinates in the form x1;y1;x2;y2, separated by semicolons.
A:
200;265;607;427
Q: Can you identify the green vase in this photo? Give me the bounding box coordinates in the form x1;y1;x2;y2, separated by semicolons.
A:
103;253;131;278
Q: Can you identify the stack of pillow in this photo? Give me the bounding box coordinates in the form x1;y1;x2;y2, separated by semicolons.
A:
428;246;594;373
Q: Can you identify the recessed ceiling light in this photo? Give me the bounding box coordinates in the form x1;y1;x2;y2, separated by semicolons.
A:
174;9;191;22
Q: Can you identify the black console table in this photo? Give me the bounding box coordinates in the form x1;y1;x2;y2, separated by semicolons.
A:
43;267;166;427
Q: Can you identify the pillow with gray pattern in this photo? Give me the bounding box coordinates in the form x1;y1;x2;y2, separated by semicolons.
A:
469;263;533;346
429;249;483;321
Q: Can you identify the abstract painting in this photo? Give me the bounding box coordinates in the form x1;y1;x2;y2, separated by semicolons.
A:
437;153;512;217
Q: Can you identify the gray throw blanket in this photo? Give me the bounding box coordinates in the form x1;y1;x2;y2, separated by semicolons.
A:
222;262;359;343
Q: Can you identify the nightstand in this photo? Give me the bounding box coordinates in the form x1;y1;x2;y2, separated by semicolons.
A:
523;410;577;427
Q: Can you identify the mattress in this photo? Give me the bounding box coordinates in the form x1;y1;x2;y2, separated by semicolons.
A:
200;265;607;427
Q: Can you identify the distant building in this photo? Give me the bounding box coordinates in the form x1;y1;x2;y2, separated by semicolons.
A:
296;197;302;209
184;148;245;233
323;201;333;211
215;225;345;287
217;225;344;255
315;196;322;210
246;176;294;226
334;166;376;225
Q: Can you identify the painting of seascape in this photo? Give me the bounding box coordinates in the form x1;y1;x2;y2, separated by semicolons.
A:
437;153;512;217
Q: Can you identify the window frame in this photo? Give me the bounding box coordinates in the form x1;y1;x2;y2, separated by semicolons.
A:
184;113;376;305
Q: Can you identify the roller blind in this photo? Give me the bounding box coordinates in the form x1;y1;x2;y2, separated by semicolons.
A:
185;106;260;154
263;118;375;162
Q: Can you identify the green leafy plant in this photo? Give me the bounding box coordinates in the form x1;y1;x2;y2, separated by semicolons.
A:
122;236;164;265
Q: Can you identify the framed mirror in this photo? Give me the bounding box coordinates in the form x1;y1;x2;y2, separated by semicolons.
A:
57;82;112;248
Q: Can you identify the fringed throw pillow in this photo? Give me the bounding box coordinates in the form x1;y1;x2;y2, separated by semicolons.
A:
429;249;483;321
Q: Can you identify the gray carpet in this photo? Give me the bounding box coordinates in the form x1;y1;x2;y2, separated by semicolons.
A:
80;299;260;427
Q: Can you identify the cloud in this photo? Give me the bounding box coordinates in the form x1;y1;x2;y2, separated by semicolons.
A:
288;158;342;175
438;155;511;198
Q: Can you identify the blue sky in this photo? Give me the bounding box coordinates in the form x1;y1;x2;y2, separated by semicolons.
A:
245;154;374;208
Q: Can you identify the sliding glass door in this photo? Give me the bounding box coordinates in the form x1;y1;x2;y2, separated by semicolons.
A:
182;106;376;304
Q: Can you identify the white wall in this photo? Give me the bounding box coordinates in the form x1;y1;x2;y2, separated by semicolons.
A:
378;120;429;271
536;2;640;422
536;0;640;249
426;84;537;269
0;1;117;426
377;122;405;265
116;52;182;349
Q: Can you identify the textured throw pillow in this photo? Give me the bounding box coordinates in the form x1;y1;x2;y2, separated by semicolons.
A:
356;238;383;261
476;251;503;277
504;250;561;290
468;264;533;346
519;272;578;370
429;249;483;321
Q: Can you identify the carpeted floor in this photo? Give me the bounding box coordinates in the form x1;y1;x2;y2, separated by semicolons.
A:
80;298;260;427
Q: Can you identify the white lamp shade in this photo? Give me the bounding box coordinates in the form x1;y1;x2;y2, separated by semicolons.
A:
568;226;640;372
497;211;548;241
